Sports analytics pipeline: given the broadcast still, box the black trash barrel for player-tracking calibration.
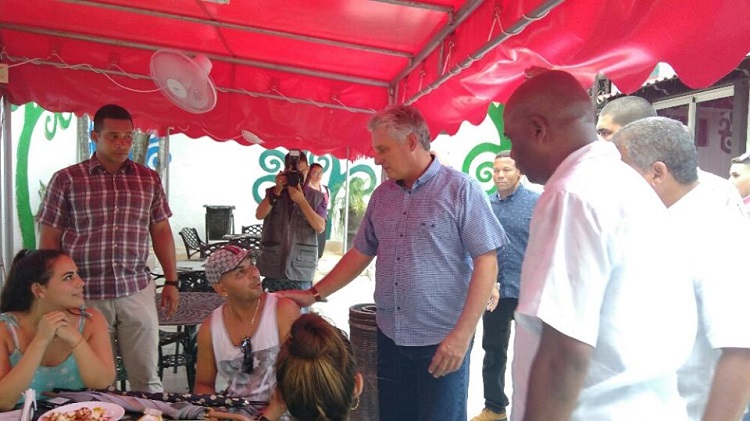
[203,205,235,241]
[349,303,379,421]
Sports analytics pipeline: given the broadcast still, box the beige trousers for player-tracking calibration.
[86,281,162,392]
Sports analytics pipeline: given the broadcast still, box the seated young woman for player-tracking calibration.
[259,313,364,421]
[0,249,115,410]
[194,245,300,408]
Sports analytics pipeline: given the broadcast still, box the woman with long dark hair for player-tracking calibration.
[0,249,114,409]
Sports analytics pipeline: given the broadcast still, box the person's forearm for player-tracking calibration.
[297,199,325,233]
[452,251,497,342]
[72,339,116,388]
[257,185,283,220]
[523,323,592,421]
[702,348,750,421]
[256,196,273,219]
[315,249,373,299]
[151,221,177,281]
[38,223,64,250]
[0,339,48,409]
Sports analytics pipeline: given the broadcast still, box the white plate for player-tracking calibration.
[39,401,125,421]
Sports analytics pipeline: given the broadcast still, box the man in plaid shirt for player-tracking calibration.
[38,104,179,392]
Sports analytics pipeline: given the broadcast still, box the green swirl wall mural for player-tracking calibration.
[14,103,73,249]
[463,103,511,195]
[251,149,376,238]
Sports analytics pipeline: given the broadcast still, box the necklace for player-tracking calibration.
[239,297,263,374]
[227,295,263,340]
[245,295,262,339]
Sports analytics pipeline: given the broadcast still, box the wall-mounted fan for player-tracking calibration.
[150,50,217,114]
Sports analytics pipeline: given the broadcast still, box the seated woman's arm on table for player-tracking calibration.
[66,308,116,387]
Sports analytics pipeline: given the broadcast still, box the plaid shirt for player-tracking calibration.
[354,157,508,346]
[38,155,172,299]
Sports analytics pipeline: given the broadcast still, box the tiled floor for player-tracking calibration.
[158,250,514,419]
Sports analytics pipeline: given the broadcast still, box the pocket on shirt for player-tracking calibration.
[292,244,318,269]
[416,214,456,240]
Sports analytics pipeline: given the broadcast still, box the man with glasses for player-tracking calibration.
[38,104,179,392]
[194,245,299,406]
[255,150,327,293]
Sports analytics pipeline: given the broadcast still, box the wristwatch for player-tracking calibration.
[267,191,279,206]
[164,280,179,288]
[309,286,326,302]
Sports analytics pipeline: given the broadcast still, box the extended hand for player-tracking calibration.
[487,284,500,312]
[278,289,316,308]
[161,285,180,318]
[428,331,470,378]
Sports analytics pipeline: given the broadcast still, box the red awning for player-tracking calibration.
[1,0,749,158]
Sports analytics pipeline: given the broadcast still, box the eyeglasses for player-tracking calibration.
[240,336,254,374]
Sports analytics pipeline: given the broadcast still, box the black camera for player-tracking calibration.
[285,150,304,187]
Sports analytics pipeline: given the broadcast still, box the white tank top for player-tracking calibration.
[210,293,280,401]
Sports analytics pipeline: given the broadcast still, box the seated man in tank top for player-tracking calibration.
[194,245,299,407]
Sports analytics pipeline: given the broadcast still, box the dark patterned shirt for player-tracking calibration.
[38,154,171,299]
[489,184,539,299]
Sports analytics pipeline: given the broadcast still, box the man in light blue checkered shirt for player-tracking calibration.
[285,105,508,420]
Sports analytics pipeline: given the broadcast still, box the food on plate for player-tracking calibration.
[41,406,111,421]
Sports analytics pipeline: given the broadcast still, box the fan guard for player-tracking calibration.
[150,50,217,114]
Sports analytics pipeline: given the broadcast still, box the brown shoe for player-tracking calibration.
[470,407,508,421]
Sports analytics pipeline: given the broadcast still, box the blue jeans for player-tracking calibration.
[377,329,472,421]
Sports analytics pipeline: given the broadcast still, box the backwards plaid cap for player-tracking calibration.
[204,245,252,284]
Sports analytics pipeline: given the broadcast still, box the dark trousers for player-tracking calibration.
[377,329,472,421]
[481,298,517,413]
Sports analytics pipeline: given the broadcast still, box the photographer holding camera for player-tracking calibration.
[255,150,327,293]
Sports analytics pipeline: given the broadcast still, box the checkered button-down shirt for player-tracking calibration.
[354,157,508,346]
[38,155,172,299]
[489,184,540,299]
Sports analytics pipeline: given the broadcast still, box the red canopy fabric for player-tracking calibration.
[1,0,749,158]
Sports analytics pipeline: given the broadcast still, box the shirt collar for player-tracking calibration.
[397,154,441,190]
[497,183,525,201]
[87,153,135,175]
[546,140,615,186]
